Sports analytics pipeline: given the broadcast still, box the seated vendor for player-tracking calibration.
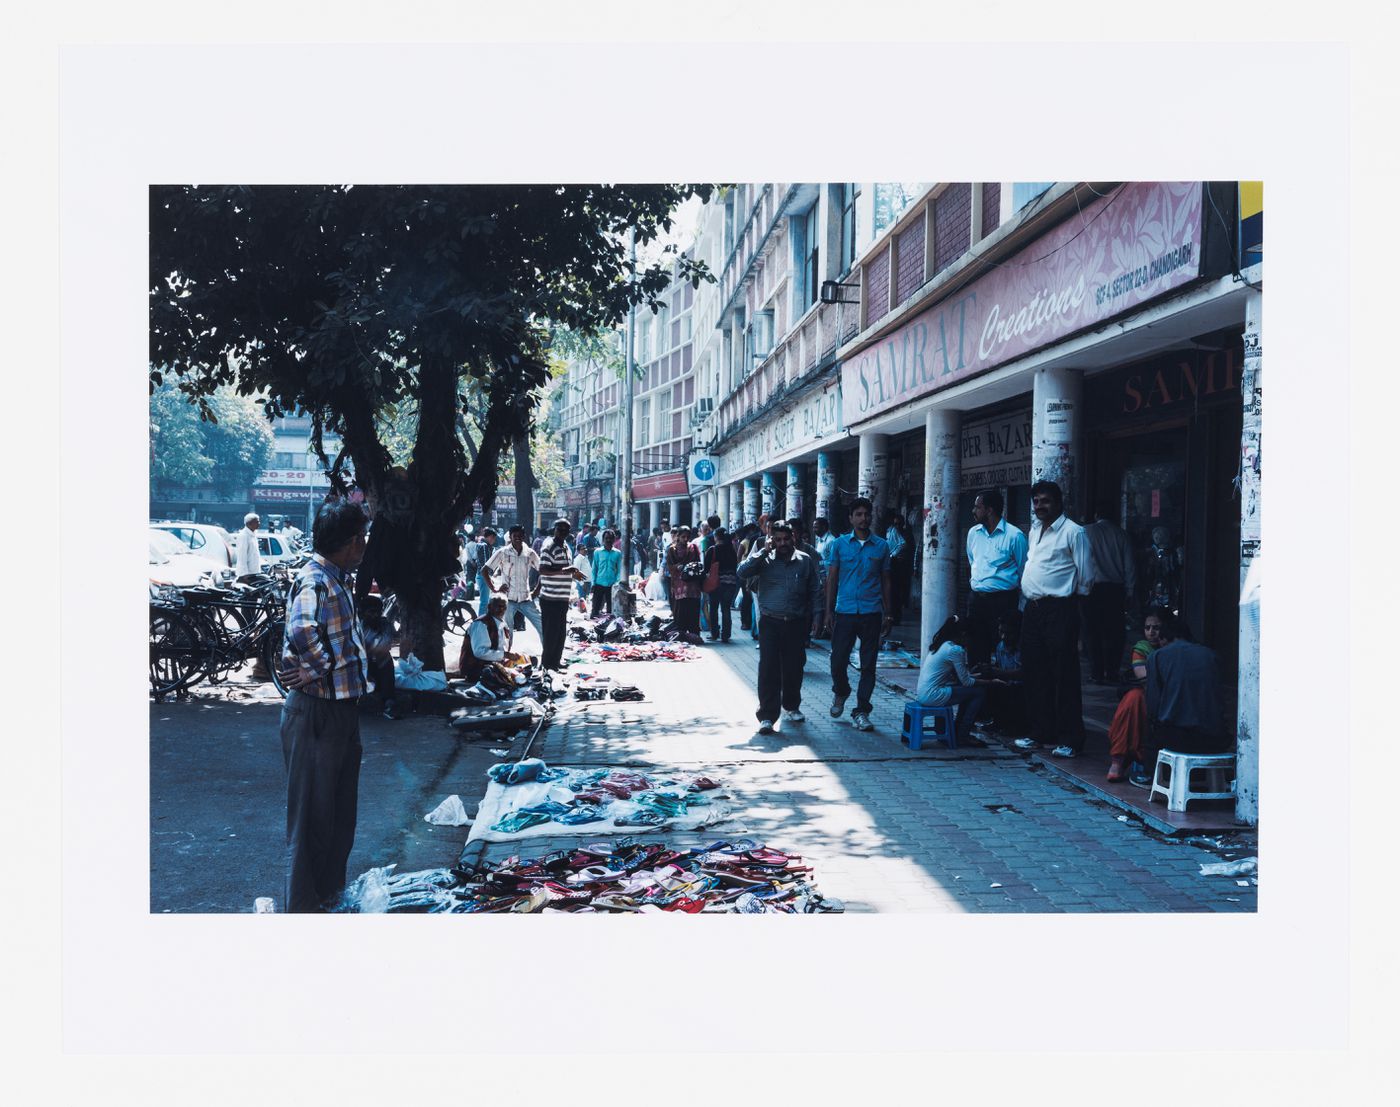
[978,612,1026,734]
[358,594,404,721]
[1105,608,1166,783]
[914,615,994,745]
[1130,614,1229,787]
[458,595,521,682]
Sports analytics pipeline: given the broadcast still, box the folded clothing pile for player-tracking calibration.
[334,838,844,914]
[484,764,723,834]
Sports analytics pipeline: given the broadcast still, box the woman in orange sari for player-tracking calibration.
[1106,609,1166,782]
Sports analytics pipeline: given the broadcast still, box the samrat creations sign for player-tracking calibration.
[842,182,1205,426]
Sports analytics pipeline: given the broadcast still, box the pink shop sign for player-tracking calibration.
[842,182,1205,426]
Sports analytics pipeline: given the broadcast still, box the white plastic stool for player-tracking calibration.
[1148,750,1236,813]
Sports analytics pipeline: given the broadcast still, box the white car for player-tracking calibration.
[149,528,235,588]
[150,521,236,568]
[257,531,303,567]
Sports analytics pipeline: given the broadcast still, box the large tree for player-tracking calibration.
[149,382,274,497]
[150,184,713,667]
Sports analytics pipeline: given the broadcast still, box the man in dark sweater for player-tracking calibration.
[737,522,823,733]
[1131,615,1229,786]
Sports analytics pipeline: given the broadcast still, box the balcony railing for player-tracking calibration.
[712,271,861,441]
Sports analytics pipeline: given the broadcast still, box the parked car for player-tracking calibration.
[149,528,235,587]
[150,520,236,568]
[257,531,303,567]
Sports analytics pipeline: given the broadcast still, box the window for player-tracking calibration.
[839,183,858,275]
[636,399,649,446]
[657,387,671,440]
[802,204,820,312]
[1013,182,1055,211]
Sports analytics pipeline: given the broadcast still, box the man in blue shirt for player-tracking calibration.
[965,489,1028,666]
[823,497,892,732]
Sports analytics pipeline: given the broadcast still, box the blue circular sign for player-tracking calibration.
[694,458,715,481]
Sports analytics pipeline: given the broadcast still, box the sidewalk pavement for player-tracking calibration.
[463,630,1258,914]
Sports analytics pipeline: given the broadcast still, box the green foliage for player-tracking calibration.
[149,383,272,496]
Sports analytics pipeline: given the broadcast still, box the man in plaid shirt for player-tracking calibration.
[277,500,370,912]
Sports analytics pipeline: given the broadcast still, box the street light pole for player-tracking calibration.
[620,230,637,581]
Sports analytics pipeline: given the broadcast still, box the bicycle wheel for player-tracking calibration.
[150,607,205,697]
[262,621,289,698]
[442,598,474,635]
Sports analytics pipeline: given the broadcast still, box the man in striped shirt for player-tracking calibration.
[277,500,371,912]
[537,518,585,671]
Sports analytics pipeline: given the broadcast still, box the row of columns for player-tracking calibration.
[668,330,1259,827]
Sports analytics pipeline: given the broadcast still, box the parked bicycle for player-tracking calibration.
[149,577,289,701]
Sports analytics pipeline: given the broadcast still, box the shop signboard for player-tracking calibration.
[960,409,1032,491]
[842,181,1206,427]
[715,380,843,485]
[685,451,718,495]
[252,487,324,503]
[632,471,689,500]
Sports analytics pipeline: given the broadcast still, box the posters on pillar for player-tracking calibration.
[715,380,842,486]
[1043,399,1075,443]
[961,410,1032,491]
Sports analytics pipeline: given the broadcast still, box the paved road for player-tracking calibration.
[149,621,1257,913]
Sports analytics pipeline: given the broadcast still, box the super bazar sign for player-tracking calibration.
[842,182,1204,426]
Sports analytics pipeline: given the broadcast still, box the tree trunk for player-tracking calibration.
[513,431,535,532]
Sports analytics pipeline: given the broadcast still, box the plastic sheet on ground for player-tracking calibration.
[466,768,733,844]
[574,642,700,663]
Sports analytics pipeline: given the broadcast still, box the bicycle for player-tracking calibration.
[149,578,289,701]
[381,572,477,641]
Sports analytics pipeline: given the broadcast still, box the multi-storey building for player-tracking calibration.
[553,332,624,529]
[682,181,1261,824]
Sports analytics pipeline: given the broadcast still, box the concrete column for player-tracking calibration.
[920,408,961,661]
[761,471,777,518]
[743,478,760,525]
[816,450,837,523]
[669,497,683,527]
[786,463,805,521]
[718,484,732,531]
[648,500,661,533]
[857,432,889,513]
[1235,288,1262,827]
[1031,366,1084,523]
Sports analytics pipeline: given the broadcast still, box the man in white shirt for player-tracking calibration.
[483,524,544,647]
[235,512,262,581]
[1083,500,1138,684]
[458,595,517,682]
[1015,480,1095,758]
[965,490,1028,666]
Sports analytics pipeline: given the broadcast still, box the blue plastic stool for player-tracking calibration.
[901,702,958,750]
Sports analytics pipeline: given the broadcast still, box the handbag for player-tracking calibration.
[680,561,707,581]
[702,559,720,593]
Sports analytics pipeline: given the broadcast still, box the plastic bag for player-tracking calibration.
[1199,857,1258,877]
[644,572,665,601]
[423,795,472,826]
[335,864,396,913]
[395,653,448,691]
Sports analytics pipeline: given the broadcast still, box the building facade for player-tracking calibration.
[683,181,1261,824]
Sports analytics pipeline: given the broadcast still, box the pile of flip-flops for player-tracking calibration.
[575,642,699,663]
[334,838,844,914]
